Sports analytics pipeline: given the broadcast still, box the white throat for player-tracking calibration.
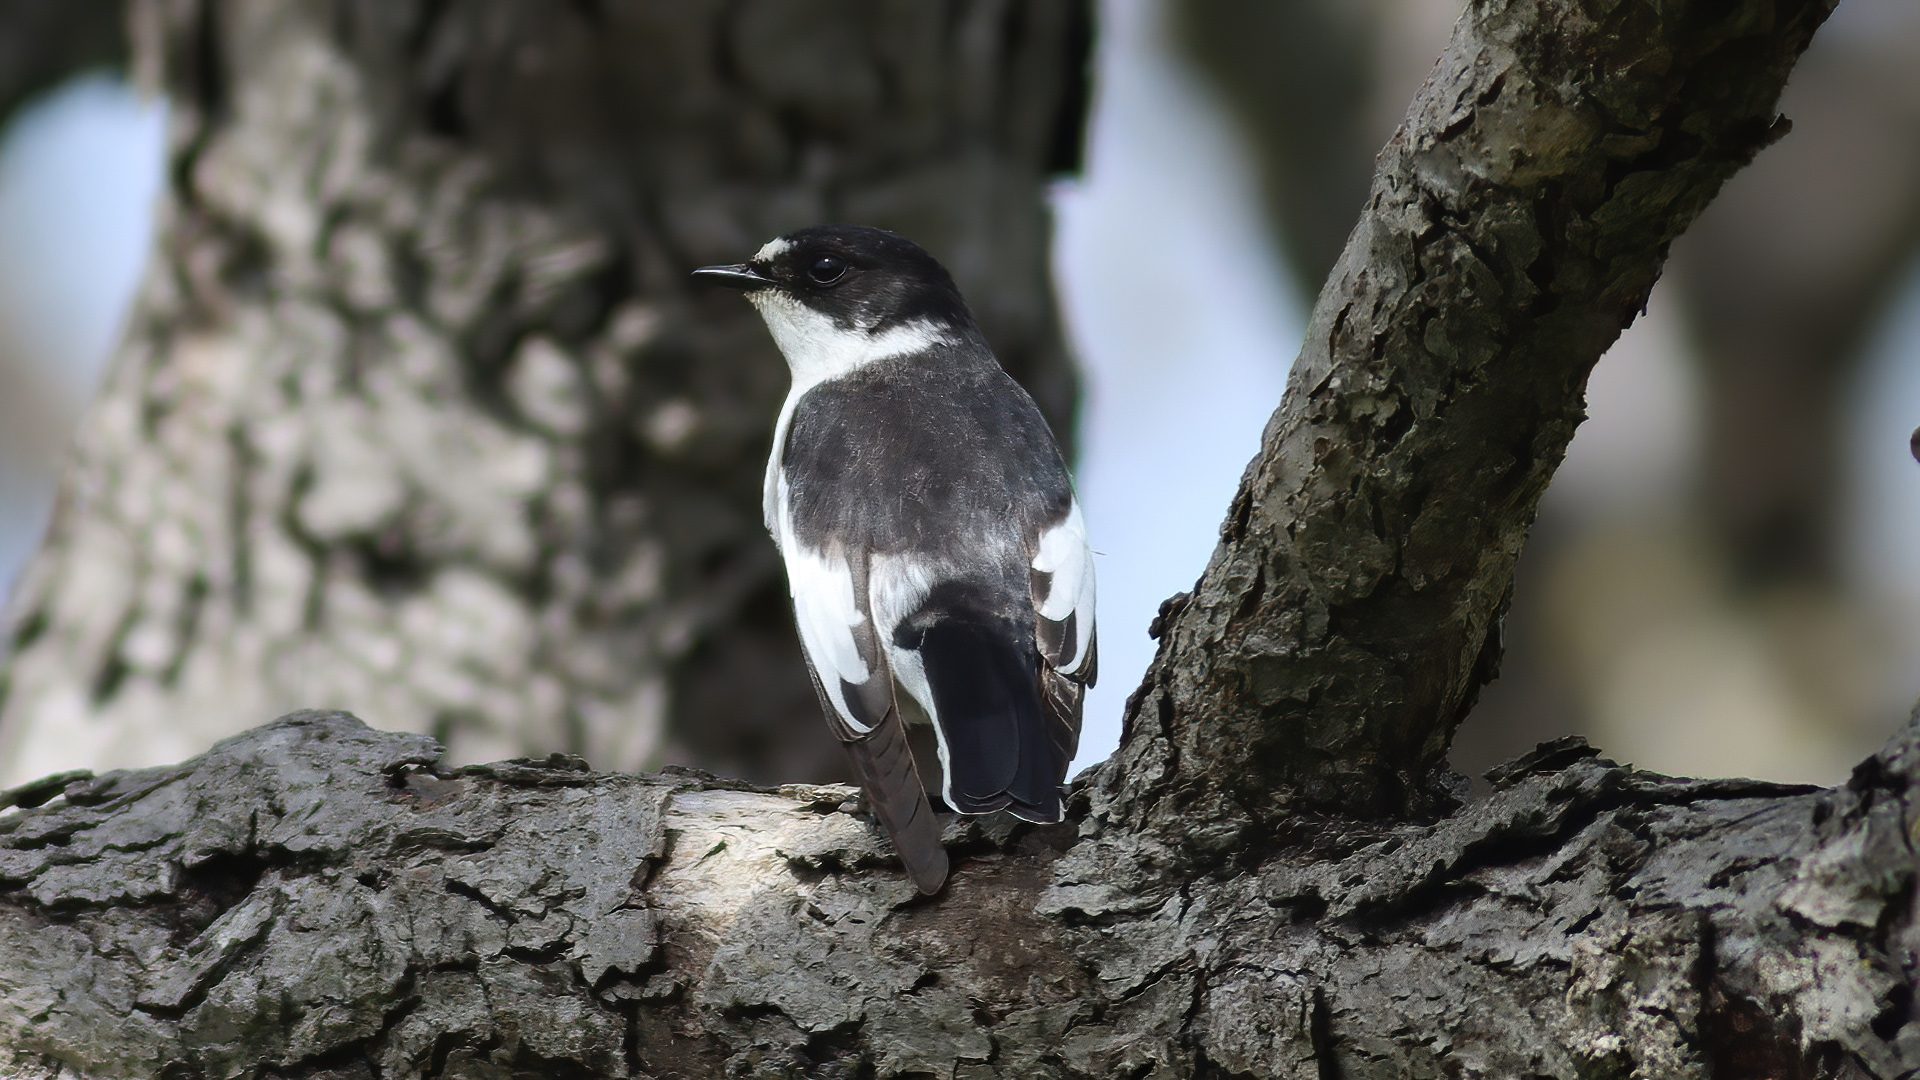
[748,291,951,388]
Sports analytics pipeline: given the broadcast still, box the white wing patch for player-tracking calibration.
[763,390,808,534]
[1032,499,1096,675]
[775,474,874,733]
[870,551,962,810]
[868,551,938,656]
[888,643,963,808]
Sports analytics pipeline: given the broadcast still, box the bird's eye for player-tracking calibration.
[807,254,848,285]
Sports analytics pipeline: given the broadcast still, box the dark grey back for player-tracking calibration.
[780,343,1074,567]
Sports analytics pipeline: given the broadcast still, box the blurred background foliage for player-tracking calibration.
[0,0,1915,789]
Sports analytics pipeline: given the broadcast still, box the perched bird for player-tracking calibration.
[694,225,1096,894]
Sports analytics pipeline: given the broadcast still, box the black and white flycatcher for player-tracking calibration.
[694,224,1096,894]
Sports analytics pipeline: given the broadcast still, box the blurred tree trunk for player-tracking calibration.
[0,1,129,527]
[0,0,1092,787]
[5,2,1905,1079]
[0,0,125,124]
[1169,0,1380,293]
[1675,32,1920,586]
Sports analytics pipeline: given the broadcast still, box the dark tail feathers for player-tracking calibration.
[916,613,1067,822]
[841,704,949,894]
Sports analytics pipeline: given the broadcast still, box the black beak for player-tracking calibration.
[691,263,773,290]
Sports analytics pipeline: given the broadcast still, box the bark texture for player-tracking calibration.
[1,708,1914,1079]
[0,0,1090,786]
[1175,1,1920,779]
[1098,0,1835,840]
[2,1,1903,1078]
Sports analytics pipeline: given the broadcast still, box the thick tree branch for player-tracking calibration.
[1095,0,1834,842]
[1,710,1914,1077]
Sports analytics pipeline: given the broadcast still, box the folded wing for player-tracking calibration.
[780,515,947,894]
[888,498,1095,825]
[1028,498,1097,803]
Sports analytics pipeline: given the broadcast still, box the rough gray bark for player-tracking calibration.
[1173,2,1920,781]
[0,0,1090,787]
[1099,0,1837,840]
[3,0,1909,1078]
[1,707,1913,1079]
[1180,0,1920,595]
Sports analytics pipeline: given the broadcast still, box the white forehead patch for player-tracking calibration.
[753,236,793,262]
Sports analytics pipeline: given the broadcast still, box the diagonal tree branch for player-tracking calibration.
[1094,0,1837,844]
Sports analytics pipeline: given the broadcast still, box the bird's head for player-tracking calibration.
[694,224,978,383]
